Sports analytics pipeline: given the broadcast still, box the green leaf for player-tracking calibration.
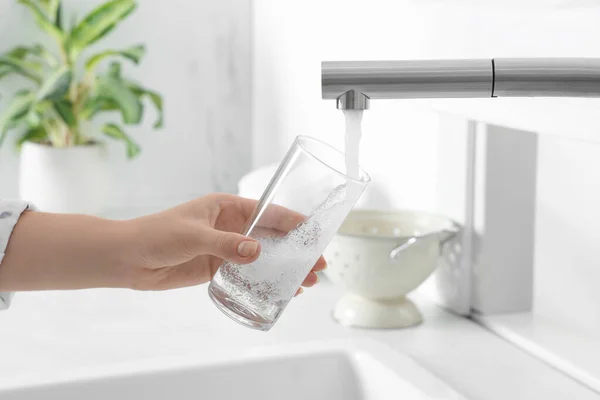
[95,75,142,124]
[68,0,136,60]
[16,126,47,148]
[6,47,29,60]
[0,68,11,81]
[5,44,58,67]
[107,61,121,79]
[0,56,43,84]
[0,46,51,83]
[0,91,36,147]
[18,0,64,43]
[38,0,60,25]
[85,44,145,74]
[128,82,163,129]
[145,91,163,128]
[80,97,118,120]
[55,3,63,29]
[37,66,72,101]
[102,123,140,159]
[52,99,76,127]
[25,108,42,127]
[30,44,58,67]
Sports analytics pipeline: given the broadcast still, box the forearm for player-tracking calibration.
[0,211,137,291]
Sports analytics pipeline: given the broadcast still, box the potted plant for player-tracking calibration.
[0,0,163,214]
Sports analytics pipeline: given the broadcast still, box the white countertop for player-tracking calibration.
[0,280,597,399]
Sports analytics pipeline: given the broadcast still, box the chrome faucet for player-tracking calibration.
[322,58,600,110]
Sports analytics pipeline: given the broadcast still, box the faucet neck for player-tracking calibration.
[323,58,600,109]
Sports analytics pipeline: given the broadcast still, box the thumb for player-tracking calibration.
[200,228,261,264]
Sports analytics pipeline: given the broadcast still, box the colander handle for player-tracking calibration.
[389,227,460,260]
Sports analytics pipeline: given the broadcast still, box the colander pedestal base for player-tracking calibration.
[332,293,422,329]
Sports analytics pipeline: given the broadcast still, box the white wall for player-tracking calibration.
[0,0,251,211]
[252,0,445,213]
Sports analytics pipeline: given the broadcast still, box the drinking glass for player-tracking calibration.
[209,136,370,331]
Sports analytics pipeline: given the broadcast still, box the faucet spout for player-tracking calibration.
[322,58,600,104]
[337,89,370,110]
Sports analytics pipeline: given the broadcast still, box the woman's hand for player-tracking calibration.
[0,194,325,293]
[129,193,326,291]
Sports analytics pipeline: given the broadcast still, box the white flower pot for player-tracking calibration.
[19,142,110,215]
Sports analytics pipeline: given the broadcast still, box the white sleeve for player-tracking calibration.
[0,200,36,310]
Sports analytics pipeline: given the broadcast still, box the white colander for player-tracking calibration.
[324,209,459,329]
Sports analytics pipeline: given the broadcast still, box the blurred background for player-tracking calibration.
[0,0,252,212]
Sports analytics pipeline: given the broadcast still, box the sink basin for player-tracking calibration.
[0,339,465,400]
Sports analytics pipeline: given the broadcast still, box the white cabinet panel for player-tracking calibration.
[477,134,600,391]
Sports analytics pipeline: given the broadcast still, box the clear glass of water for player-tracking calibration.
[209,136,370,331]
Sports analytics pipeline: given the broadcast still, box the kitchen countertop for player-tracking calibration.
[0,281,596,399]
